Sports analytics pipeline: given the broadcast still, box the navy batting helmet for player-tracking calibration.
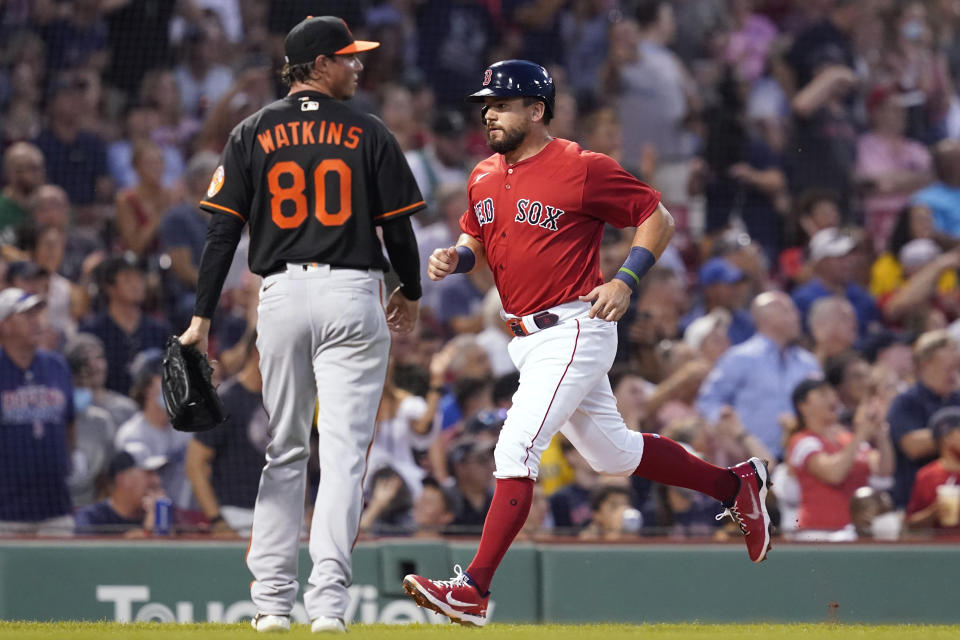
[467,59,555,119]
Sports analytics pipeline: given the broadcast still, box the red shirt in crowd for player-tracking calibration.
[906,459,960,528]
[460,138,661,317]
[788,429,872,530]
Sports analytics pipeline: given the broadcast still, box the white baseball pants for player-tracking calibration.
[495,301,645,480]
[248,264,389,621]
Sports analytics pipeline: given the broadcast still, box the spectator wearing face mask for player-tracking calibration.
[63,336,117,509]
[64,333,138,433]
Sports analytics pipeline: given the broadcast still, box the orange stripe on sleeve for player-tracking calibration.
[199,200,246,221]
[374,200,425,221]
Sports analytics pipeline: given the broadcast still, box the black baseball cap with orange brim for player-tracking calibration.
[284,16,379,65]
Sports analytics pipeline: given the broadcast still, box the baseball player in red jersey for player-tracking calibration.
[402,60,773,627]
[178,17,424,634]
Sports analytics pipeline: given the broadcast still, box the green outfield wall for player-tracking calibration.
[0,540,954,624]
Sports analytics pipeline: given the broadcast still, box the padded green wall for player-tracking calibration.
[0,541,952,624]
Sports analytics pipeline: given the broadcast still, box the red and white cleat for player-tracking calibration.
[718,457,773,563]
[402,564,489,626]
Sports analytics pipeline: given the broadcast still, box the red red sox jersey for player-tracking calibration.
[459,138,661,317]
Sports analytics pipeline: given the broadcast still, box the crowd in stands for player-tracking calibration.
[3,0,960,541]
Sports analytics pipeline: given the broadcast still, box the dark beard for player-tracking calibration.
[487,126,525,154]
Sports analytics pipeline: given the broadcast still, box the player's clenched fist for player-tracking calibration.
[428,246,459,281]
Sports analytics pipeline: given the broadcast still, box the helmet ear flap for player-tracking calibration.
[480,105,489,125]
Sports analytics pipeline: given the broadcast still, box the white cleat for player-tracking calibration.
[311,616,346,633]
[251,613,291,632]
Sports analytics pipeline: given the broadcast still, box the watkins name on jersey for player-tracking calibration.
[256,120,363,155]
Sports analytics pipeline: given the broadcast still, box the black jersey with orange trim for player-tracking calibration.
[200,90,425,276]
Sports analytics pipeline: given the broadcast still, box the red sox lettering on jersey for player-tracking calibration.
[472,197,564,231]
[460,138,661,317]
[514,199,564,230]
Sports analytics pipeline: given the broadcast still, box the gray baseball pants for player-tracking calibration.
[248,263,389,621]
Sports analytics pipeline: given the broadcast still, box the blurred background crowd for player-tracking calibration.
[3,0,960,542]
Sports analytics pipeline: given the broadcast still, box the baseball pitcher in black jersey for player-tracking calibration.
[178,16,424,634]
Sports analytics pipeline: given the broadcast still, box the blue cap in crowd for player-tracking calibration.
[698,258,744,287]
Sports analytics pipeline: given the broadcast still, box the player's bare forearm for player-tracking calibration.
[179,316,212,354]
[632,202,674,258]
[456,234,488,272]
[581,204,674,322]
